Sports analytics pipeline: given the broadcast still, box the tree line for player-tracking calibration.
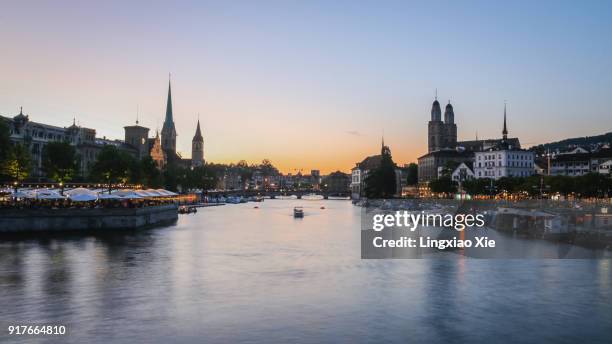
[1,120,283,192]
[429,174,612,198]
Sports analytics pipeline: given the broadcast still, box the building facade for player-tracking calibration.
[1,108,137,180]
[473,106,535,180]
[549,148,612,176]
[418,98,522,183]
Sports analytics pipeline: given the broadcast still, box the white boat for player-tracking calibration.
[302,193,324,200]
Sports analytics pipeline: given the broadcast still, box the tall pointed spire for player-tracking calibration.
[193,119,203,142]
[161,75,178,155]
[502,102,508,141]
[164,76,174,127]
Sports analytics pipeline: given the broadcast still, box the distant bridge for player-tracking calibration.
[202,189,351,199]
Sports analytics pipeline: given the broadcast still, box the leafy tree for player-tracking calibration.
[186,165,218,191]
[364,145,397,198]
[140,156,163,188]
[548,175,574,196]
[259,159,278,176]
[462,178,491,195]
[42,141,79,192]
[439,161,460,178]
[163,164,180,192]
[0,120,12,182]
[0,120,10,162]
[429,176,457,195]
[3,144,31,185]
[90,145,133,193]
[575,173,612,198]
[405,162,418,185]
[495,177,521,194]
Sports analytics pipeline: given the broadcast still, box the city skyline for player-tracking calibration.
[2,1,611,173]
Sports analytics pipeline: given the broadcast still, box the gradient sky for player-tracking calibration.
[1,1,611,173]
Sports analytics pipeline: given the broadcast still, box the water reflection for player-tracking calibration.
[1,200,611,343]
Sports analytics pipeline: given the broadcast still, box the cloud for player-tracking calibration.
[346,130,363,136]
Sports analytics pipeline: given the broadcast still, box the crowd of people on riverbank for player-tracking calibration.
[0,198,176,210]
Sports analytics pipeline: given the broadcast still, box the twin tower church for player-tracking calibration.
[124,79,204,170]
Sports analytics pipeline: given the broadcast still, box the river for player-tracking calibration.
[1,200,611,343]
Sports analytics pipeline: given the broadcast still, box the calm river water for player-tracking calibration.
[1,200,611,343]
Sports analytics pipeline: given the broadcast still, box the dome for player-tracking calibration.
[13,107,28,123]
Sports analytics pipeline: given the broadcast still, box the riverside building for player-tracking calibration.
[473,105,534,179]
[418,96,522,183]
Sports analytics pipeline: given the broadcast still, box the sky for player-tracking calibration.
[1,0,611,174]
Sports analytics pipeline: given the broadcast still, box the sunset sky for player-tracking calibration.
[1,1,611,174]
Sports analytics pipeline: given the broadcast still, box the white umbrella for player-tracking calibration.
[67,187,96,196]
[69,193,98,202]
[112,190,143,199]
[36,190,66,200]
[11,191,32,198]
[144,189,163,197]
[134,190,154,197]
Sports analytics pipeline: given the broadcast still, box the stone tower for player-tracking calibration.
[428,97,444,152]
[124,118,150,160]
[443,102,457,149]
[161,77,177,156]
[191,119,204,168]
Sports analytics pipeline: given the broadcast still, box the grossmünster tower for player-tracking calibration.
[427,95,457,152]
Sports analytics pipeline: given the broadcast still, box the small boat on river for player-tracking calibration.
[293,207,304,218]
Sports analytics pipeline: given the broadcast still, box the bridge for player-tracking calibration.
[202,189,351,199]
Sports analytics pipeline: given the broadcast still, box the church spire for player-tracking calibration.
[193,119,203,142]
[161,75,178,155]
[164,76,174,127]
[502,102,508,141]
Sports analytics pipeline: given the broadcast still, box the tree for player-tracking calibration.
[576,173,612,198]
[495,177,522,194]
[0,120,12,182]
[364,145,397,198]
[462,178,490,195]
[163,164,180,192]
[140,156,163,188]
[0,120,10,162]
[188,165,218,191]
[405,163,418,185]
[3,144,31,186]
[259,159,278,176]
[440,161,459,178]
[429,176,457,195]
[42,141,79,193]
[90,145,133,193]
